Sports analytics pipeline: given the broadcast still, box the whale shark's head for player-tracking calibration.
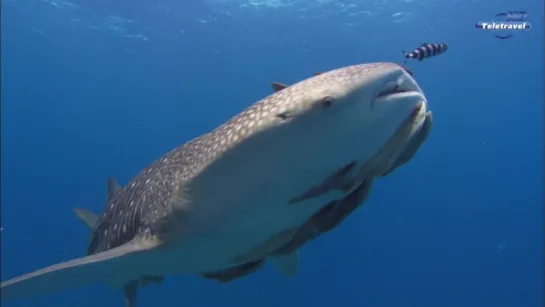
[235,62,429,176]
[190,62,431,227]
[179,62,432,265]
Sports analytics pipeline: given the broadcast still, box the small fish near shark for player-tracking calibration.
[403,42,448,63]
[1,62,433,307]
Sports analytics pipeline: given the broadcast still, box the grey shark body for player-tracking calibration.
[72,177,294,307]
[1,62,432,305]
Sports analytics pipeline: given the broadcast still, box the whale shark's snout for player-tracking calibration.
[366,63,426,117]
[305,62,430,183]
[358,63,431,176]
[357,63,428,144]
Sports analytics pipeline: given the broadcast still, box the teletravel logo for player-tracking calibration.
[476,11,531,39]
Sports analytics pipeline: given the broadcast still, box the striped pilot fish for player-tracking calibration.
[403,43,448,63]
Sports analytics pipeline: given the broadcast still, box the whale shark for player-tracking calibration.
[1,62,432,306]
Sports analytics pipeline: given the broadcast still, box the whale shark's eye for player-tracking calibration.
[321,96,335,108]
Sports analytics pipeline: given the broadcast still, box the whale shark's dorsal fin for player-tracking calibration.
[272,72,322,93]
[107,177,122,201]
[271,82,288,92]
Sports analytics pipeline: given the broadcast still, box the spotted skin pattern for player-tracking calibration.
[1,62,430,307]
[87,62,405,256]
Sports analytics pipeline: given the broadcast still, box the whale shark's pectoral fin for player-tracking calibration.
[0,238,161,301]
[271,82,288,92]
[270,250,299,277]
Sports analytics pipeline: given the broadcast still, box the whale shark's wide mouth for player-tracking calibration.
[374,66,423,101]
[376,85,417,99]
[371,86,424,111]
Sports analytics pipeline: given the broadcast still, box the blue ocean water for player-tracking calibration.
[0,0,543,306]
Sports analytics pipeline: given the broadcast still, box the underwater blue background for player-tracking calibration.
[1,0,543,306]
